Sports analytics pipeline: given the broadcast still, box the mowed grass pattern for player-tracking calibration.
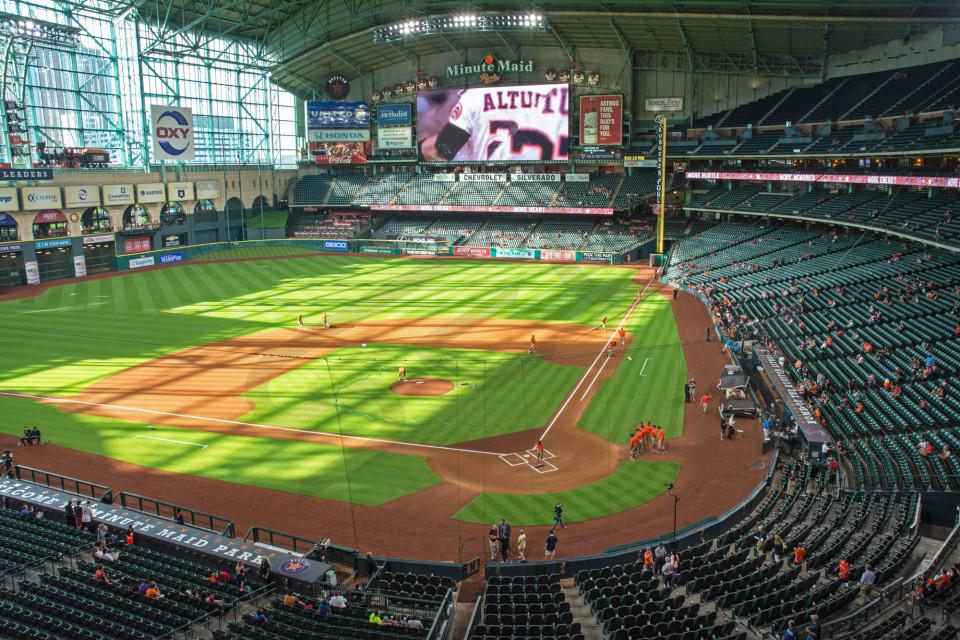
[454,460,680,525]
[579,291,687,441]
[0,395,439,505]
[243,344,584,445]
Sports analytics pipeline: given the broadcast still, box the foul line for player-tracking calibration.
[134,435,208,448]
[540,273,657,441]
[639,357,652,377]
[0,391,508,457]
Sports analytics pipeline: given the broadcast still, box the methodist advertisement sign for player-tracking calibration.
[307,102,370,129]
[21,187,62,211]
[63,186,100,208]
[150,105,195,161]
[103,184,134,206]
[377,104,412,126]
[579,95,622,146]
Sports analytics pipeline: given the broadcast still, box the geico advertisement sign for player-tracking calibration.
[150,105,195,161]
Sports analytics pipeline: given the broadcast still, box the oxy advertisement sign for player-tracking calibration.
[63,186,100,208]
[73,256,87,278]
[195,180,220,199]
[150,105,195,161]
[377,104,412,126]
[307,101,370,129]
[377,127,413,149]
[0,187,18,209]
[21,187,62,211]
[454,246,491,258]
[129,256,156,269]
[495,248,536,259]
[103,184,134,206]
[308,129,371,143]
[136,183,166,204]
[323,239,349,252]
[167,182,195,201]
[541,249,576,261]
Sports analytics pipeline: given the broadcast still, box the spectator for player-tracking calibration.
[701,392,713,415]
[93,542,120,562]
[516,529,527,561]
[405,617,425,630]
[92,564,110,585]
[661,555,675,588]
[498,518,512,562]
[315,600,331,616]
[487,524,498,560]
[125,526,135,546]
[80,500,93,532]
[235,561,246,592]
[782,619,798,640]
[283,591,301,608]
[174,509,185,525]
[330,591,348,609]
[144,582,161,599]
[72,500,83,529]
[655,542,667,574]
[64,499,74,527]
[793,544,806,567]
[805,614,821,639]
[860,564,876,596]
[137,579,150,595]
[368,610,383,625]
[253,607,270,624]
[837,558,851,584]
[218,567,232,584]
[258,556,271,582]
[363,552,378,579]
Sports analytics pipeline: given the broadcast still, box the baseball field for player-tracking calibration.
[0,249,743,554]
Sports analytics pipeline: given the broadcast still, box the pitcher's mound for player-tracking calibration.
[390,378,454,396]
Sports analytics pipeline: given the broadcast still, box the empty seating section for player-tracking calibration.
[732,132,781,155]
[761,78,845,125]
[0,507,93,577]
[525,220,595,250]
[368,570,455,603]
[351,174,413,205]
[292,176,333,206]
[326,175,367,205]
[394,175,455,205]
[685,185,960,241]
[497,180,560,207]
[463,220,535,248]
[474,574,580,640]
[555,177,615,208]
[443,181,503,207]
[292,212,371,239]
[614,173,657,209]
[669,223,960,497]
[378,216,436,235]
[719,89,791,128]
[583,219,655,252]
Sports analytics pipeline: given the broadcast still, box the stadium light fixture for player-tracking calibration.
[0,11,79,48]
[373,13,547,43]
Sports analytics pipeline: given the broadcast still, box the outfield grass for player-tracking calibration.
[578,291,687,442]
[454,460,679,525]
[0,395,439,505]
[242,344,583,445]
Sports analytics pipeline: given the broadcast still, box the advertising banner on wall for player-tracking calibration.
[73,256,87,278]
[124,236,152,253]
[0,168,52,181]
[162,234,186,248]
[323,239,349,252]
[685,170,960,189]
[564,173,590,182]
[167,182,195,201]
[63,186,101,208]
[372,204,613,215]
[136,183,166,203]
[541,249,576,261]
[377,104,412,126]
[21,187,62,210]
[35,238,71,249]
[25,260,39,284]
[306,102,370,129]
[308,129,371,143]
[644,97,684,112]
[624,155,657,168]
[577,146,622,162]
[432,173,457,182]
[159,252,183,264]
[0,187,18,209]
[103,184,134,206]
[129,256,156,269]
[579,95,622,146]
[150,104,195,161]
[195,180,221,199]
[459,173,507,182]
[454,246,491,258]
[312,142,370,165]
[377,127,413,149]
[494,248,536,259]
[511,173,560,182]
[654,114,668,213]
[83,234,115,245]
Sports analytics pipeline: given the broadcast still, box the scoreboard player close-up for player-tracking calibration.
[417,83,570,162]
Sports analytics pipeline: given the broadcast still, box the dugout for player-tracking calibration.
[0,242,25,287]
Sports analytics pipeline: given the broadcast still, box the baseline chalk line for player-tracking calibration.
[135,435,208,448]
[639,358,652,377]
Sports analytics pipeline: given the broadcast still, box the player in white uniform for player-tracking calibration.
[420,85,569,162]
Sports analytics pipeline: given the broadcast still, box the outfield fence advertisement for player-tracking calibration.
[494,248,536,259]
[323,239,349,251]
[541,249,576,261]
[454,246,491,258]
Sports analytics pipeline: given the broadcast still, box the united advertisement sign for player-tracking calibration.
[306,102,370,129]
[150,105,195,161]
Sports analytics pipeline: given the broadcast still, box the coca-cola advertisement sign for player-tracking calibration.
[454,246,491,258]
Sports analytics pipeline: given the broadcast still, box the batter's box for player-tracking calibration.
[530,459,558,474]
[524,448,556,461]
[498,452,526,467]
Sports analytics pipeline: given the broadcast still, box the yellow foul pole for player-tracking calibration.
[655,113,668,255]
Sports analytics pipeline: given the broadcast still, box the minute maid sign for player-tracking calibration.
[447,52,533,84]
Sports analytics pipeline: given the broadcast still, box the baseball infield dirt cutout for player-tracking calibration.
[389,378,454,396]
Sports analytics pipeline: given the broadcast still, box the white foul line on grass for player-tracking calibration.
[0,391,508,458]
[134,435,208,448]
[540,272,657,441]
[639,358,652,377]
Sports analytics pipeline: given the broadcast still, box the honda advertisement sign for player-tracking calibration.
[308,129,371,142]
[150,105,195,161]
